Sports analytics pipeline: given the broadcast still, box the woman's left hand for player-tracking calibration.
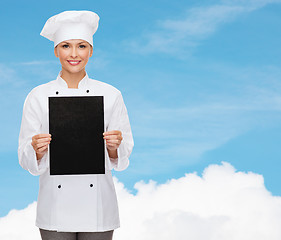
[103,130,123,151]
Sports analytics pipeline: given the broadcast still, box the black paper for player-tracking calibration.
[49,96,105,175]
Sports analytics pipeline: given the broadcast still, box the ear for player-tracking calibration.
[54,46,59,58]
[89,45,93,57]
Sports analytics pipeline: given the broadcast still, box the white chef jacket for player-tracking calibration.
[18,71,134,232]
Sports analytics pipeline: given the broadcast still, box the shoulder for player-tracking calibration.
[88,78,121,97]
[24,80,56,102]
[88,78,126,109]
[27,80,56,96]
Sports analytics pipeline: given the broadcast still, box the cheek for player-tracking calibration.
[57,48,69,60]
[80,49,91,60]
[82,53,90,60]
[59,51,68,59]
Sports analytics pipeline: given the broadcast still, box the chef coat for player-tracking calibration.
[18,71,134,232]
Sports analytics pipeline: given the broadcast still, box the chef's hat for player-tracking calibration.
[40,10,99,47]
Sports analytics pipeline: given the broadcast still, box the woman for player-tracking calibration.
[18,10,134,240]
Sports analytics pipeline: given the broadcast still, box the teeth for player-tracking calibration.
[68,61,80,64]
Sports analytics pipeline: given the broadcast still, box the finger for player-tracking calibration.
[36,142,50,148]
[37,145,48,153]
[106,143,118,147]
[103,135,118,140]
[32,139,50,148]
[38,133,52,138]
[106,143,120,148]
[103,135,123,140]
[34,143,47,151]
[33,133,52,140]
[103,130,121,136]
[106,139,120,144]
[36,137,52,143]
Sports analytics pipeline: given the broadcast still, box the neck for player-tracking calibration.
[60,69,86,89]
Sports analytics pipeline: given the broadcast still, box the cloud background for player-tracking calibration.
[1,162,280,240]
[1,0,281,239]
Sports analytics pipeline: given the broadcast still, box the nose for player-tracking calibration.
[70,47,78,58]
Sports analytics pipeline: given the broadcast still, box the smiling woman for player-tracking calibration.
[54,40,93,88]
[18,10,134,240]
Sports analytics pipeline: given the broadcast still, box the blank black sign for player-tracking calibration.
[49,96,105,175]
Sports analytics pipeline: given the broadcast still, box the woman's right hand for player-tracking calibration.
[31,134,52,160]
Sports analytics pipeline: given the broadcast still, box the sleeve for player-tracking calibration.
[107,92,134,171]
[18,90,49,176]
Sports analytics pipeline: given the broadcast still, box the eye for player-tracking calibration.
[79,44,86,49]
[62,44,69,48]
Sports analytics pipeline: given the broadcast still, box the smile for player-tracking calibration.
[67,60,81,66]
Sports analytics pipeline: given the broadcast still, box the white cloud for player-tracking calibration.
[0,202,40,240]
[18,60,58,66]
[1,162,281,240]
[125,0,281,55]
[0,63,20,87]
[221,0,281,9]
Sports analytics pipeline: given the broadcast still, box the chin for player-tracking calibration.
[63,67,86,74]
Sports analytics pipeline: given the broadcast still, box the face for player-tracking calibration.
[54,39,93,75]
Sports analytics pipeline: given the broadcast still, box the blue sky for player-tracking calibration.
[1,0,281,217]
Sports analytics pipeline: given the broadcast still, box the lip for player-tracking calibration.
[67,60,81,66]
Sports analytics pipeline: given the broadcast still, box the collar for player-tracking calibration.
[56,71,89,89]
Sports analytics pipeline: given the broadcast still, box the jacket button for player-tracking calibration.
[58,185,61,188]
[86,90,89,93]
[90,184,93,187]
[56,91,59,95]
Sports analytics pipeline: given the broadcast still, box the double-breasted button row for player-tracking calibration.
[55,90,90,95]
[57,184,94,188]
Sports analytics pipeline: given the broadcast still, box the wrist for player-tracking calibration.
[36,152,44,161]
[107,148,118,158]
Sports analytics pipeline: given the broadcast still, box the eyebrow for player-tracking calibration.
[61,41,87,45]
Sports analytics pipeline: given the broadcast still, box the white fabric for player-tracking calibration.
[18,71,134,232]
[40,10,99,47]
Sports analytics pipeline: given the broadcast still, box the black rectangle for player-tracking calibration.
[49,96,105,175]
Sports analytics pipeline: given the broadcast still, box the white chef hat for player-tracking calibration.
[40,10,100,47]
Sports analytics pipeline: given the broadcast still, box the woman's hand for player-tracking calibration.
[103,130,123,158]
[31,134,52,160]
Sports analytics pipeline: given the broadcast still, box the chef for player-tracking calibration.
[18,10,134,240]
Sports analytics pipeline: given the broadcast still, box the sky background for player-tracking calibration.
[1,0,281,225]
